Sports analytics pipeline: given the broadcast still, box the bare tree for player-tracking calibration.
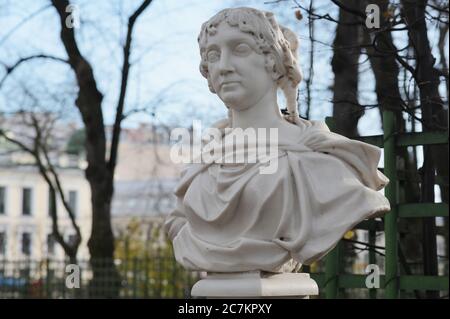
[289,0,448,298]
[0,0,154,297]
[50,0,154,297]
[0,109,81,265]
[400,0,448,298]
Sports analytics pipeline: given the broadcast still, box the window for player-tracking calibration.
[68,191,78,217]
[22,232,31,256]
[22,188,32,216]
[0,232,5,255]
[0,187,5,215]
[47,234,55,255]
[48,188,56,217]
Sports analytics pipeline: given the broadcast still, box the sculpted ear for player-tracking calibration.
[266,53,282,82]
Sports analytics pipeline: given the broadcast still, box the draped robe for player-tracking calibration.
[165,119,390,272]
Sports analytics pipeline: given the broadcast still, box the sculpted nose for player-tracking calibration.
[219,51,234,75]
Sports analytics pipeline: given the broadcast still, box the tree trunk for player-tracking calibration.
[330,2,364,295]
[363,1,423,298]
[87,176,121,297]
[50,0,121,297]
[331,0,363,137]
[402,0,448,298]
[436,1,449,276]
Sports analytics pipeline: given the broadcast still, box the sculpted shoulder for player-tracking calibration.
[276,118,329,145]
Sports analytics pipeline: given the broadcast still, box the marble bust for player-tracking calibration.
[165,7,390,275]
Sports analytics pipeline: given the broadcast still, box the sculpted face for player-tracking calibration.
[205,22,276,110]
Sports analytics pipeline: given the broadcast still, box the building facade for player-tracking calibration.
[0,117,182,263]
[0,163,91,261]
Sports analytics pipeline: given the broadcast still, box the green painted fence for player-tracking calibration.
[313,111,449,298]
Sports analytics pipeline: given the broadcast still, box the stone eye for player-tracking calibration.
[234,43,252,55]
[207,50,220,63]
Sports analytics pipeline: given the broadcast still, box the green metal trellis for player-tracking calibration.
[310,111,449,299]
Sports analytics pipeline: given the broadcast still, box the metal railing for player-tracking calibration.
[0,256,200,299]
[312,114,449,299]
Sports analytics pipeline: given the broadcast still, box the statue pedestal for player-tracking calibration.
[191,271,319,299]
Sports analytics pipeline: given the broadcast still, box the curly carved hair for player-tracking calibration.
[198,7,301,92]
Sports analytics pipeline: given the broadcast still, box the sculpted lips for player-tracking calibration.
[220,81,240,89]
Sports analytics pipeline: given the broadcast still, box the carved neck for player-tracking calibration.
[230,87,285,129]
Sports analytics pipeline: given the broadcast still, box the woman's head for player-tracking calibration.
[198,7,302,106]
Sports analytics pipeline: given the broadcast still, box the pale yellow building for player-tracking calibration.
[0,161,91,261]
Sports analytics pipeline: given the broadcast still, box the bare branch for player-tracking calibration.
[330,0,367,20]
[293,0,364,26]
[0,4,52,47]
[0,54,68,90]
[1,105,82,259]
[51,0,108,180]
[108,0,153,173]
[40,138,82,248]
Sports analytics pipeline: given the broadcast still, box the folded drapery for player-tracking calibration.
[165,118,390,272]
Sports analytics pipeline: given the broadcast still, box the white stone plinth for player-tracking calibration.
[191,271,319,298]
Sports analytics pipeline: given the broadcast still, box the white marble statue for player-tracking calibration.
[164,7,390,275]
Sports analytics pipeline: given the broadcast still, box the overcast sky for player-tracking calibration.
[0,0,447,137]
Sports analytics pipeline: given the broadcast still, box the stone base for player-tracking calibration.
[191,271,319,298]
